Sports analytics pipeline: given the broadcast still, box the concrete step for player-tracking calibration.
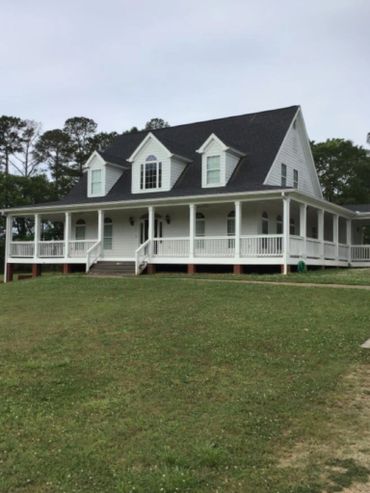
[88,261,136,276]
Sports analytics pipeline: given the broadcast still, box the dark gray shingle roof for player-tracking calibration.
[43,105,300,207]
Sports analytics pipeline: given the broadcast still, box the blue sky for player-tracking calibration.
[1,0,369,146]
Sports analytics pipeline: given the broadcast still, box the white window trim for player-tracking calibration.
[293,169,299,188]
[140,159,163,191]
[281,163,287,187]
[206,155,221,186]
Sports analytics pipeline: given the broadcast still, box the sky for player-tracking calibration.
[0,0,369,146]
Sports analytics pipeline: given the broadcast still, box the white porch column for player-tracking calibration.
[333,214,339,260]
[282,195,290,274]
[64,212,71,259]
[189,203,196,260]
[4,214,12,283]
[299,203,307,258]
[346,219,352,262]
[148,206,154,256]
[33,213,41,260]
[317,209,324,259]
[97,209,104,244]
[235,200,241,259]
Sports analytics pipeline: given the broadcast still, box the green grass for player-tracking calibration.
[157,267,370,286]
[1,275,370,492]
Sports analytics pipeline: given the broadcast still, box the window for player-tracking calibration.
[104,217,113,250]
[140,155,162,190]
[262,212,269,235]
[227,210,235,249]
[91,169,103,195]
[276,215,283,234]
[281,163,287,187]
[75,219,86,240]
[206,155,221,185]
[196,212,205,236]
[290,218,296,235]
[293,169,299,188]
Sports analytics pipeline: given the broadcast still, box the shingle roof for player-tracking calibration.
[344,204,370,213]
[45,105,300,207]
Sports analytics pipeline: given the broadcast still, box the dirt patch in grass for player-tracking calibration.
[279,365,370,492]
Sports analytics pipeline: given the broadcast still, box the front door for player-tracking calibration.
[140,217,163,244]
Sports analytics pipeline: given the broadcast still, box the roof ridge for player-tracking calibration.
[120,105,300,138]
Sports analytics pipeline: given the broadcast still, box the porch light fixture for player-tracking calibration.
[165,214,171,224]
[129,216,135,226]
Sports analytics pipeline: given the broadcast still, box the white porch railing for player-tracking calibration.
[306,238,321,258]
[289,235,304,257]
[86,241,102,272]
[9,241,34,257]
[69,240,98,258]
[351,245,370,261]
[135,239,151,275]
[153,237,190,257]
[240,235,283,257]
[338,243,350,261]
[194,236,235,257]
[324,241,336,260]
[39,241,64,257]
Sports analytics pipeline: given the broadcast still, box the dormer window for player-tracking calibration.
[281,163,287,187]
[206,155,221,185]
[140,155,162,190]
[91,169,103,195]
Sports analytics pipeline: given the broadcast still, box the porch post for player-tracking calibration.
[148,206,154,257]
[346,219,351,262]
[235,200,241,260]
[4,214,13,283]
[97,209,104,245]
[189,203,196,260]
[299,203,307,259]
[318,209,324,260]
[64,212,71,260]
[333,214,339,261]
[33,213,41,261]
[282,195,290,274]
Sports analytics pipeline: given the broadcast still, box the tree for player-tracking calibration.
[144,118,169,130]
[11,120,42,176]
[33,129,76,197]
[311,139,370,204]
[0,116,26,174]
[88,131,119,154]
[63,117,98,175]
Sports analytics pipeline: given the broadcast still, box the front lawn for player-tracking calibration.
[0,276,369,492]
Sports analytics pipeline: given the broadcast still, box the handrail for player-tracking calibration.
[86,240,102,272]
[135,239,151,275]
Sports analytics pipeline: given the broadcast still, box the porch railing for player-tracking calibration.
[324,241,336,260]
[135,239,151,275]
[351,245,370,261]
[289,235,304,257]
[68,240,98,258]
[194,236,235,257]
[306,238,321,258]
[39,241,64,257]
[9,241,34,257]
[240,235,283,257]
[86,240,102,272]
[153,237,190,257]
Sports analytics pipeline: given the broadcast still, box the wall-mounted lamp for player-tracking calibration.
[129,216,135,226]
[165,214,171,224]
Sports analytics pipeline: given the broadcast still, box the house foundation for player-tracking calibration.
[147,264,156,275]
[32,264,42,278]
[63,264,72,274]
[5,263,14,282]
[233,264,243,275]
[187,264,197,274]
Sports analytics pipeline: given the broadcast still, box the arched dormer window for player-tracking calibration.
[104,217,113,250]
[75,219,86,240]
[262,212,268,235]
[276,215,283,234]
[140,155,162,190]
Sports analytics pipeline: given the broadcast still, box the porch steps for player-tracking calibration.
[88,261,136,276]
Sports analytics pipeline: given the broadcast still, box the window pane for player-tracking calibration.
[104,224,113,250]
[281,163,287,187]
[91,169,102,194]
[145,162,157,189]
[206,156,220,184]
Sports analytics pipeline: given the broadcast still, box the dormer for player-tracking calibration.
[128,133,191,194]
[196,134,244,188]
[84,151,124,198]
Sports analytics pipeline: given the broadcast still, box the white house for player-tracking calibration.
[3,105,370,281]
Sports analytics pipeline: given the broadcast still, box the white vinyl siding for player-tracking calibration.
[263,110,323,198]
